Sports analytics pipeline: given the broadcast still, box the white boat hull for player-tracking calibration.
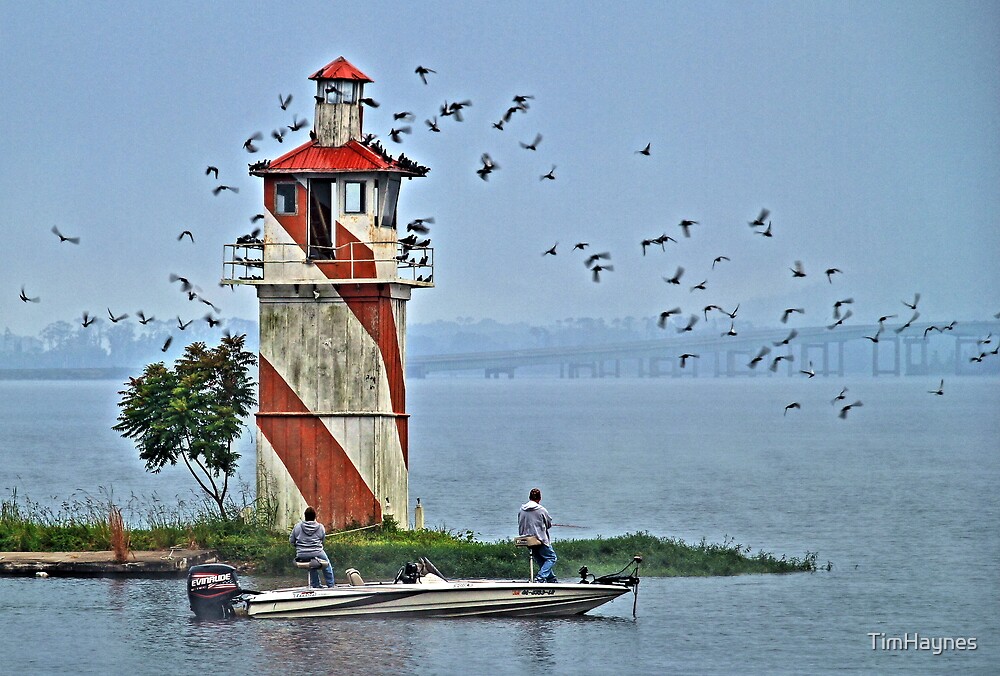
[245,580,630,619]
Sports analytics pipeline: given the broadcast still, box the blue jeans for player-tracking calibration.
[530,544,557,582]
[308,551,336,588]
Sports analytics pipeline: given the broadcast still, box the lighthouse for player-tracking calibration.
[223,57,431,530]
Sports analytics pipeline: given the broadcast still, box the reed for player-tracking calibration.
[108,505,131,563]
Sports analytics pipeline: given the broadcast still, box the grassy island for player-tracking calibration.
[1,490,818,577]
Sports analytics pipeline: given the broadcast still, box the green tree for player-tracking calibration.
[113,334,256,519]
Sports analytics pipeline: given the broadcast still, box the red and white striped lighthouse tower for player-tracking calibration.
[223,57,431,530]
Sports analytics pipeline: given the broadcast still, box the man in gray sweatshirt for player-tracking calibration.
[518,488,557,583]
[289,506,335,588]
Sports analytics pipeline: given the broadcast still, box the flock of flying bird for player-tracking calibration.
[538,204,999,418]
[15,61,1000,419]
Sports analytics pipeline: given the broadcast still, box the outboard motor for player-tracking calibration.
[187,563,242,619]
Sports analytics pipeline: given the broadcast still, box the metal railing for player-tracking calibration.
[221,239,433,286]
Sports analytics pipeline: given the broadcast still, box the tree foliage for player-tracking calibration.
[114,334,256,519]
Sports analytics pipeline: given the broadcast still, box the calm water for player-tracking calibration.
[1,376,998,674]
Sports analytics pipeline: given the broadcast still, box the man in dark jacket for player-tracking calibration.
[289,506,335,588]
[518,488,557,583]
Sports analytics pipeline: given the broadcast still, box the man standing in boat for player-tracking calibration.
[289,506,336,588]
[518,488,558,583]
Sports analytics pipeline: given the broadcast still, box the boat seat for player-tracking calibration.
[293,557,325,569]
[345,568,365,585]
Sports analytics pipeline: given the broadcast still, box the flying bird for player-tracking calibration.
[271,128,286,143]
[678,220,698,238]
[902,293,921,310]
[657,307,682,329]
[19,286,40,303]
[476,153,498,181]
[542,242,558,256]
[425,117,441,132]
[243,132,262,152]
[679,353,699,368]
[415,65,436,84]
[540,166,557,181]
[790,260,806,278]
[827,309,853,329]
[177,317,193,330]
[288,116,308,131]
[80,312,97,327]
[389,127,412,143]
[590,264,613,282]
[894,311,919,334]
[703,305,723,320]
[169,273,193,291]
[774,329,798,346]
[770,354,794,372]
[279,93,293,110]
[784,402,801,417]
[359,97,380,108]
[393,111,415,121]
[635,143,651,156]
[690,280,707,292]
[161,335,173,352]
[927,379,945,395]
[205,166,219,179]
[748,346,772,369]
[573,242,589,250]
[519,133,542,151]
[749,208,770,227]
[832,298,854,319]
[137,310,154,325]
[663,266,684,285]
[800,362,816,378]
[108,308,129,323]
[213,185,239,195]
[825,268,842,283]
[831,387,848,405]
[584,252,611,267]
[781,308,804,324]
[204,314,222,328]
[677,315,699,333]
[51,226,80,244]
[722,304,740,319]
[864,328,882,343]
[838,401,863,419]
[722,322,737,337]
[712,255,730,269]
[756,222,773,237]
[178,230,194,242]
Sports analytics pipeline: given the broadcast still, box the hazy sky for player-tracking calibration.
[2,1,997,337]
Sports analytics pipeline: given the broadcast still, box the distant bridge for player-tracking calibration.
[407,320,1000,379]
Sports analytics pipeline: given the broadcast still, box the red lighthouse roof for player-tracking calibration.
[309,57,373,83]
[251,139,428,176]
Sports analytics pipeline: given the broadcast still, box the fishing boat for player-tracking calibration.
[187,556,641,620]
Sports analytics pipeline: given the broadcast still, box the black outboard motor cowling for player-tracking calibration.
[187,563,242,619]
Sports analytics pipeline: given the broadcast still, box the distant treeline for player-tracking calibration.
[0,316,666,370]
[0,315,988,376]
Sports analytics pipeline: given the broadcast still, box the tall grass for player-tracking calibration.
[1,488,818,578]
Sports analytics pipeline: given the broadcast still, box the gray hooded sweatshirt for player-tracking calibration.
[289,519,327,558]
[518,501,552,546]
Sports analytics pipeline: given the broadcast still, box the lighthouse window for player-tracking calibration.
[324,80,357,104]
[275,183,297,214]
[344,181,365,214]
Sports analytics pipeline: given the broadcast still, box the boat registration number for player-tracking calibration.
[514,588,555,596]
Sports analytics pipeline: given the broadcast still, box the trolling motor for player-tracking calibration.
[579,555,643,617]
[187,563,244,619]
